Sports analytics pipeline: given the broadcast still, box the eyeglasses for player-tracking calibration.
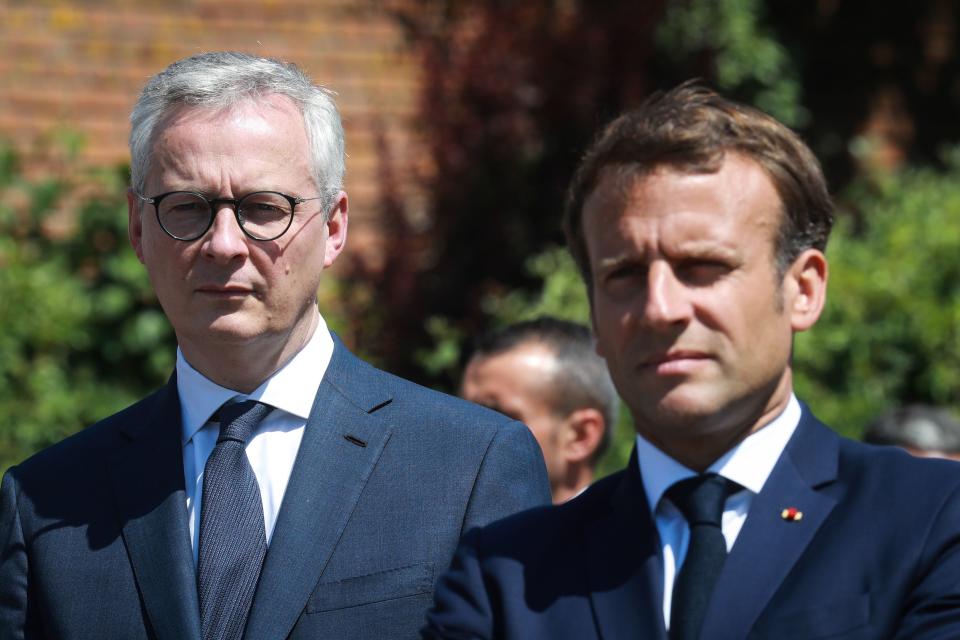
[134,190,324,241]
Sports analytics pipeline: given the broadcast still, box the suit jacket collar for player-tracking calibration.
[586,406,840,640]
[586,449,669,640]
[110,334,395,640]
[109,375,202,640]
[700,405,840,639]
[244,334,395,640]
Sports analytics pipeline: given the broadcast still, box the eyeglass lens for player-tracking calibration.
[157,192,293,240]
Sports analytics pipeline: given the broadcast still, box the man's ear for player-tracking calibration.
[127,188,146,264]
[562,408,606,465]
[324,191,348,268]
[785,248,828,332]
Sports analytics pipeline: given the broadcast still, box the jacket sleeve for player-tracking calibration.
[422,527,492,640]
[461,419,550,533]
[892,478,960,639]
[0,468,30,640]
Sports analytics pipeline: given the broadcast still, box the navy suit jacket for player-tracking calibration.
[424,407,960,639]
[0,334,551,639]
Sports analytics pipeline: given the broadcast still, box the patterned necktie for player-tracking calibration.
[197,400,272,640]
[667,473,740,640]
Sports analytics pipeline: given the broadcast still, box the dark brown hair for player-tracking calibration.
[563,81,833,284]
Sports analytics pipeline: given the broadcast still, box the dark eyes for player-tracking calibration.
[676,260,730,284]
[246,202,287,214]
[170,201,204,213]
[602,260,730,287]
[605,264,645,281]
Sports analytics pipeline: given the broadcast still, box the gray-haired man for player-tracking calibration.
[0,51,549,640]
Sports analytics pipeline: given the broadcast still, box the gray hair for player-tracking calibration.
[864,405,960,454]
[129,51,344,208]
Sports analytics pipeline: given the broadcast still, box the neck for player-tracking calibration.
[641,371,794,472]
[553,465,595,504]
[179,310,319,393]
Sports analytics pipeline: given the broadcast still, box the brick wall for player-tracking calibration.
[0,0,425,270]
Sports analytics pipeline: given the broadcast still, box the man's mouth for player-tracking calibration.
[195,284,254,296]
[640,350,711,375]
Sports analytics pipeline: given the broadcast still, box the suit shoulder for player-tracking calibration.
[475,468,625,547]
[795,411,960,496]
[838,435,960,482]
[804,424,960,522]
[10,386,169,479]
[333,349,518,434]
[386,370,509,423]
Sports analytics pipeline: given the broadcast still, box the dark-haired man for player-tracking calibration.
[462,317,618,503]
[424,83,960,639]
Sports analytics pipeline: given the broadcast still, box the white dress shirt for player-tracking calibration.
[177,314,334,566]
[635,394,801,628]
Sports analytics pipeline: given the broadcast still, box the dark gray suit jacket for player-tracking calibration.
[0,334,550,639]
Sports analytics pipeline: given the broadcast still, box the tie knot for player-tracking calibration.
[216,400,271,444]
[667,474,739,527]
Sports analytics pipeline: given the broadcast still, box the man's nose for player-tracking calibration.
[202,205,249,261]
[642,261,691,328]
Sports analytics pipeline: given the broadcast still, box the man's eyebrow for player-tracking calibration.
[669,241,740,260]
[595,252,643,272]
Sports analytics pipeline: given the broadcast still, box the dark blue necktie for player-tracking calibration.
[667,474,740,640]
[197,400,272,640]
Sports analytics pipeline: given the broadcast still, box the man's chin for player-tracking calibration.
[630,388,727,433]
[189,317,266,345]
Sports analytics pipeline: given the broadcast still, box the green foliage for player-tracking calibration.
[414,317,464,379]
[0,145,174,472]
[656,0,807,127]
[481,248,589,326]
[794,161,960,437]
[414,248,589,381]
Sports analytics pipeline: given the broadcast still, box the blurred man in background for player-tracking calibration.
[462,317,619,503]
[865,404,960,460]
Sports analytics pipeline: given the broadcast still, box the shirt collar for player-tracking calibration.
[177,313,334,445]
[635,393,802,511]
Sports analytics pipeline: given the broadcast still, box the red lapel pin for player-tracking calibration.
[781,507,803,522]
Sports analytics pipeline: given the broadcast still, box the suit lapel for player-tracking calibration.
[587,450,668,640]
[701,410,840,639]
[109,377,202,640]
[244,338,394,640]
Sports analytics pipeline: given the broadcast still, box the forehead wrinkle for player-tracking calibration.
[148,104,313,197]
[669,239,740,260]
[148,144,204,193]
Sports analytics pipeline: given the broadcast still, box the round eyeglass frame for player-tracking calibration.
[135,190,324,242]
